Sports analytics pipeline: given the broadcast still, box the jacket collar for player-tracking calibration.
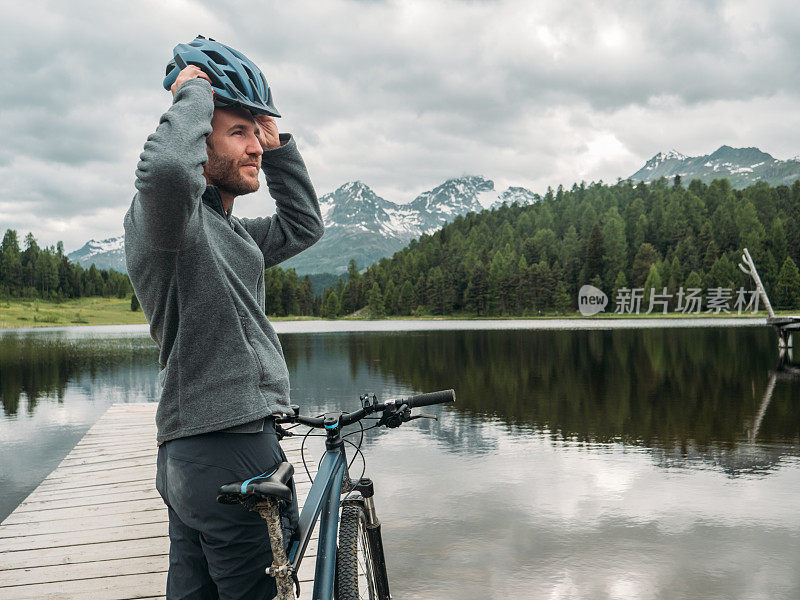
[202,185,231,220]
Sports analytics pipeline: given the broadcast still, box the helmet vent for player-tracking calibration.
[242,64,255,83]
[204,71,224,89]
[202,50,229,65]
[225,70,248,95]
[206,61,225,77]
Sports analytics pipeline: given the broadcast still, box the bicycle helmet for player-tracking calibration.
[163,35,280,117]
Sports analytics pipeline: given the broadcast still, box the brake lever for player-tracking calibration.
[408,413,438,422]
[379,403,410,428]
[274,423,294,440]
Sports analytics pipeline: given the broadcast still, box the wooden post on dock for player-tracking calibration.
[739,247,798,353]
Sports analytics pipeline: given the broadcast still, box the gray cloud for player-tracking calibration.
[1,0,799,251]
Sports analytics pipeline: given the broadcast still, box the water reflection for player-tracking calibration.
[0,330,159,416]
[283,328,800,452]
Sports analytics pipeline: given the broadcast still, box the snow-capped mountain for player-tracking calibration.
[493,186,540,209]
[629,145,800,188]
[407,175,494,231]
[281,176,539,274]
[67,237,126,272]
[318,181,418,239]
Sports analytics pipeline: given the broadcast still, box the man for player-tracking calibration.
[124,36,324,599]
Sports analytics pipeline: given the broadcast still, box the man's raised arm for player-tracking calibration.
[239,124,325,268]
[127,69,213,251]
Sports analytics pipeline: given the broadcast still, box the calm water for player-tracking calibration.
[1,323,799,599]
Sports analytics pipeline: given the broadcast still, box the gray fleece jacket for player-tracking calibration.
[124,78,324,443]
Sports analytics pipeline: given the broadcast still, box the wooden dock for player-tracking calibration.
[0,403,318,599]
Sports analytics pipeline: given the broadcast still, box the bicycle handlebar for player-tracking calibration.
[278,389,456,429]
[393,389,456,409]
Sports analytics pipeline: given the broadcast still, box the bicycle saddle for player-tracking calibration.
[217,461,294,504]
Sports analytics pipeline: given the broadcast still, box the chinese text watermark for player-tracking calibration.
[578,286,761,316]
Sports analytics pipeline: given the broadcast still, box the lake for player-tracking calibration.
[1,321,798,599]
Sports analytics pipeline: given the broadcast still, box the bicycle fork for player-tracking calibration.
[346,479,392,599]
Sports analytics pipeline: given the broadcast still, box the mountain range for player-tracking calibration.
[280,176,537,274]
[628,145,800,187]
[68,145,800,275]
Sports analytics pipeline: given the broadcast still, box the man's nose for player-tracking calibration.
[247,132,263,156]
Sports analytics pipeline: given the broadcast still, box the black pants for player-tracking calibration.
[155,422,299,600]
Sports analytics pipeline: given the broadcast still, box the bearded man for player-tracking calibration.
[124,36,324,599]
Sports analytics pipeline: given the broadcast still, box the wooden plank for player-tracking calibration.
[0,572,168,600]
[0,538,170,571]
[3,498,165,525]
[15,488,162,512]
[36,466,157,488]
[59,450,158,467]
[0,552,321,588]
[0,522,168,553]
[18,480,156,504]
[0,510,167,539]
[37,456,156,476]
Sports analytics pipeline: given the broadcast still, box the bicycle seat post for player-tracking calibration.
[252,497,294,600]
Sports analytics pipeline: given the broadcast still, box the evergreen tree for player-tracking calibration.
[613,270,628,290]
[602,208,626,289]
[775,257,800,309]
[464,264,488,315]
[383,280,397,315]
[1,230,22,293]
[761,250,778,296]
[702,239,720,273]
[367,282,384,317]
[321,290,339,319]
[585,223,605,282]
[643,264,663,309]
[631,243,659,287]
[769,218,788,264]
[22,233,40,289]
[397,280,416,316]
[686,270,703,290]
[342,260,362,314]
[735,198,765,255]
[706,255,738,290]
[35,251,58,296]
[131,293,140,312]
[553,280,571,313]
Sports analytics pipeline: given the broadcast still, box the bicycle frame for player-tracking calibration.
[287,440,349,599]
[222,391,455,599]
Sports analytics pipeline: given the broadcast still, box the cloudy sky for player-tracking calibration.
[2,0,800,252]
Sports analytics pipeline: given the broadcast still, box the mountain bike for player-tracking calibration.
[217,389,456,600]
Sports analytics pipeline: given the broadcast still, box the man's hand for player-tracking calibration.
[171,65,211,97]
[255,115,281,151]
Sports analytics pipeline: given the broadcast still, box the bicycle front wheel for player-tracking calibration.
[335,503,389,600]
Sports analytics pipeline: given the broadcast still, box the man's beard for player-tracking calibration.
[205,148,260,197]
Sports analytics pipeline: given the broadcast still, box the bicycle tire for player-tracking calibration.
[335,504,389,600]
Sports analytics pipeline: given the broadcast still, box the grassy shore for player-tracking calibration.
[0,297,794,331]
[0,297,149,329]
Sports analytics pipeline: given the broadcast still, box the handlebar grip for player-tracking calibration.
[404,389,456,408]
